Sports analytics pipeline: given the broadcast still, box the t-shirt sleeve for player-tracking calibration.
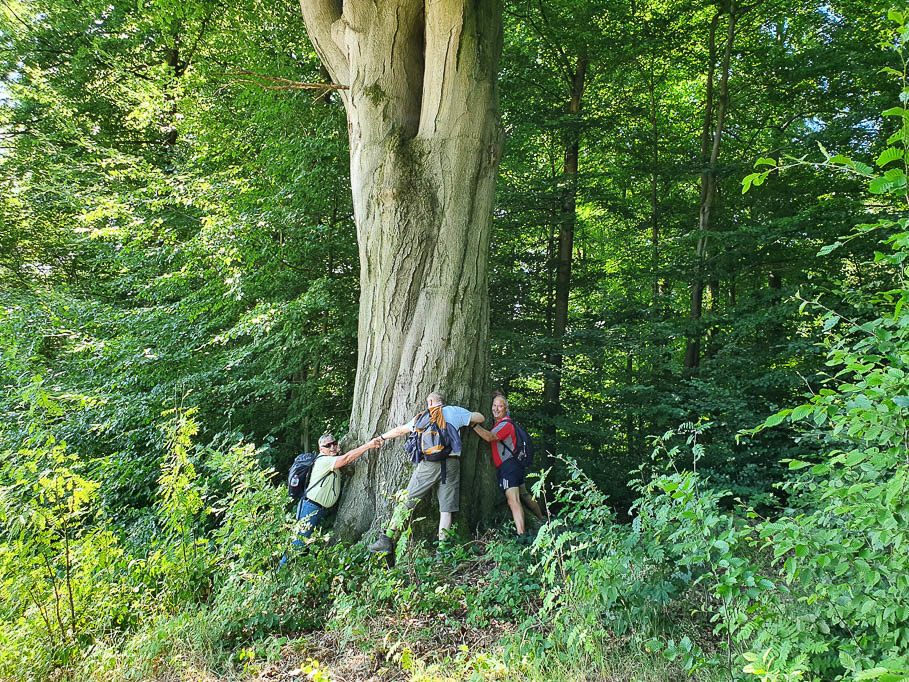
[405,416,416,431]
[492,420,516,442]
[444,406,473,430]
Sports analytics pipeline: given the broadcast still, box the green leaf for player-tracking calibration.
[741,173,759,194]
[869,176,893,194]
[817,141,830,159]
[839,650,856,671]
[893,396,909,407]
[644,638,664,652]
[887,129,906,145]
[843,451,866,466]
[818,241,842,256]
[763,410,790,428]
[790,404,814,421]
[882,106,909,117]
[888,9,905,24]
[823,315,840,330]
[754,157,777,167]
[787,459,812,470]
[877,147,905,166]
[895,294,906,320]
[884,167,907,185]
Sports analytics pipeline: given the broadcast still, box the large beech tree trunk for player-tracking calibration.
[300,0,504,538]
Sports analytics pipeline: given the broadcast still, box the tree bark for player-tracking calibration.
[541,54,587,458]
[650,71,662,300]
[300,0,504,538]
[163,40,184,149]
[684,5,736,372]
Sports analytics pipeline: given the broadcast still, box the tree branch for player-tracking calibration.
[0,0,31,31]
[229,67,348,92]
[184,6,219,69]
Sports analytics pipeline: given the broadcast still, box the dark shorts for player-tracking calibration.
[496,457,525,492]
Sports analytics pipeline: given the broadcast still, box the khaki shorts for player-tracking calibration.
[405,457,460,513]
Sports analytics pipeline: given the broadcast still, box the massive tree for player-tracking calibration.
[299,0,504,536]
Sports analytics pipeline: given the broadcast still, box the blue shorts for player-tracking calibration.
[496,458,525,492]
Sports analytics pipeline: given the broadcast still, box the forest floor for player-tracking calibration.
[147,620,517,682]
[148,529,529,682]
[248,621,515,682]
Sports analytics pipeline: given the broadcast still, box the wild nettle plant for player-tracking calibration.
[739,10,909,681]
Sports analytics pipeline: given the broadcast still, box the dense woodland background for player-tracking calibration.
[2,0,909,680]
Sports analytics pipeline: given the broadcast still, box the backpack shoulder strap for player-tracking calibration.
[304,457,337,496]
[413,409,431,429]
[497,417,517,455]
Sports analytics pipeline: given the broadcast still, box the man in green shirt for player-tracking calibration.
[290,433,382,542]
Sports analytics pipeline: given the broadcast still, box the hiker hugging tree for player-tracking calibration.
[298,0,504,538]
[368,391,485,552]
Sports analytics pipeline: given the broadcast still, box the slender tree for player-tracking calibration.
[685,3,738,372]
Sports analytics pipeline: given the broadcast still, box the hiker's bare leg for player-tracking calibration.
[505,487,525,535]
[519,484,544,521]
[438,511,454,540]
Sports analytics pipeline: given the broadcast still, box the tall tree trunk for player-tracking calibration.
[705,278,720,359]
[767,270,783,344]
[650,71,662,300]
[163,40,183,149]
[541,55,587,459]
[301,0,504,538]
[162,16,211,148]
[625,351,634,459]
[684,6,736,372]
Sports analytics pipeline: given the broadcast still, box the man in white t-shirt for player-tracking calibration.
[368,391,484,553]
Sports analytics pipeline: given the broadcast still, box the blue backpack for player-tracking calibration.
[288,452,336,500]
[287,452,317,500]
[404,409,452,464]
[501,417,534,468]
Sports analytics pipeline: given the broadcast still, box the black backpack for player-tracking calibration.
[501,417,534,468]
[404,409,452,464]
[287,452,317,500]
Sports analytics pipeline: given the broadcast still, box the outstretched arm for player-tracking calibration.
[378,424,411,443]
[473,424,498,443]
[333,437,383,469]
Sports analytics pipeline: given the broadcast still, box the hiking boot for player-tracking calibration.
[368,533,394,553]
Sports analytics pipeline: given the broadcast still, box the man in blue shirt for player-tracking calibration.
[368,391,484,553]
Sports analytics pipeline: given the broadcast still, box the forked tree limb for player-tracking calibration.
[299,0,349,85]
